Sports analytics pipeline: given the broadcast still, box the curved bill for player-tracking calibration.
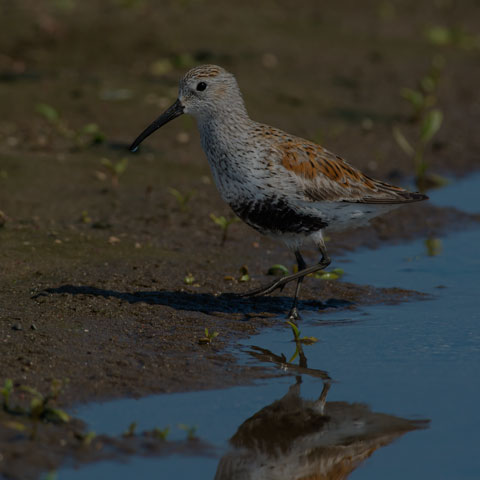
[129,99,184,152]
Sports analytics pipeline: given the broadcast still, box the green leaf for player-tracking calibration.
[420,76,436,93]
[168,188,194,211]
[2,378,13,403]
[36,103,59,123]
[81,123,100,135]
[425,238,442,257]
[425,26,452,46]
[48,408,70,423]
[150,58,173,76]
[81,123,106,143]
[393,126,414,157]
[315,272,340,280]
[20,385,42,398]
[286,321,300,340]
[123,421,137,437]
[30,397,44,417]
[300,336,318,345]
[401,88,424,109]
[114,158,129,176]
[178,423,197,440]
[288,347,299,363]
[267,264,289,276]
[238,265,250,282]
[153,427,169,440]
[3,420,27,432]
[82,431,96,445]
[421,109,443,144]
[171,53,195,69]
[210,214,227,228]
[100,158,113,169]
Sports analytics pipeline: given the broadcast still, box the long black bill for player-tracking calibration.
[129,99,184,152]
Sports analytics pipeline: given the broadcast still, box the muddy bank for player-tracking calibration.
[1,192,478,406]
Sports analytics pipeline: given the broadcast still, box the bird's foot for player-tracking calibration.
[286,306,301,321]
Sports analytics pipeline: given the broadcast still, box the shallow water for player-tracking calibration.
[61,174,480,480]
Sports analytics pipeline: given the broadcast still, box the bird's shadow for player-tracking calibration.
[34,285,352,318]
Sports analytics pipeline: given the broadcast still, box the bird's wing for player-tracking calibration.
[270,137,426,204]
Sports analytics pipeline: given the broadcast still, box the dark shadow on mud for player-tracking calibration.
[34,285,353,317]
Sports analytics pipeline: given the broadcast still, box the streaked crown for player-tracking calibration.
[178,64,247,120]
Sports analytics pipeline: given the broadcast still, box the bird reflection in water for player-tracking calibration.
[215,330,429,479]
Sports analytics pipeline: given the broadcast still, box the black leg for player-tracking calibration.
[242,243,331,297]
[287,250,307,321]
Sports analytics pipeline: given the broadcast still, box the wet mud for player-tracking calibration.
[1,0,480,478]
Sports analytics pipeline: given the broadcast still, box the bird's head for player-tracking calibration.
[130,64,245,152]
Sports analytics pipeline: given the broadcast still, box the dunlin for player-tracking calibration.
[130,65,427,320]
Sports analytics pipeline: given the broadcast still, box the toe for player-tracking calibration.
[287,308,301,321]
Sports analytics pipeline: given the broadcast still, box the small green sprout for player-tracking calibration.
[80,210,92,224]
[78,123,105,144]
[168,188,195,212]
[100,157,128,187]
[209,213,239,245]
[1,379,69,438]
[36,103,60,123]
[150,58,173,76]
[123,421,137,437]
[400,56,445,122]
[18,384,70,424]
[198,328,219,345]
[152,426,170,440]
[425,25,480,50]
[238,265,250,282]
[394,57,448,190]
[312,267,344,280]
[267,264,289,276]
[3,420,27,432]
[314,272,338,280]
[81,431,97,446]
[286,321,318,346]
[171,53,196,69]
[1,379,13,410]
[36,103,73,140]
[393,109,446,190]
[401,87,436,121]
[75,430,96,446]
[287,321,300,340]
[425,237,442,257]
[36,103,105,147]
[184,273,195,285]
[178,423,197,440]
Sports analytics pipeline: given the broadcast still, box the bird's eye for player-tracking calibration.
[196,82,207,92]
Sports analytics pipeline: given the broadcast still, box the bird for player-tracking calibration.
[130,65,427,320]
